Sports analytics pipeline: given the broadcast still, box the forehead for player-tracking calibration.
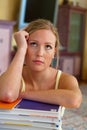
[29,29,56,43]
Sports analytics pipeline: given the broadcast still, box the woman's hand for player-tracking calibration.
[14,30,29,52]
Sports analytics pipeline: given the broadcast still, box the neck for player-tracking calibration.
[28,68,50,82]
[23,66,53,88]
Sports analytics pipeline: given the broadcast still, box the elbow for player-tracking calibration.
[70,94,82,108]
[1,91,18,103]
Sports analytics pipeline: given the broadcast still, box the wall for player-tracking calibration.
[0,0,21,27]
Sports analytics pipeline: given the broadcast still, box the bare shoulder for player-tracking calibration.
[59,72,79,90]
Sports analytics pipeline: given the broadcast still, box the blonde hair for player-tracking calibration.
[24,19,60,68]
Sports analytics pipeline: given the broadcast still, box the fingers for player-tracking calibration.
[14,30,29,50]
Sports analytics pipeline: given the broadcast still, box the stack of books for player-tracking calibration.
[0,99,64,130]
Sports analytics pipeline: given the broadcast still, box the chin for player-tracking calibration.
[31,66,46,72]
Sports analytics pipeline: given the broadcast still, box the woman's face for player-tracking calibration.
[25,29,56,71]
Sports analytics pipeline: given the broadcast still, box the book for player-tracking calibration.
[0,99,63,130]
[16,99,59,111]
[0,99,62,116]
[0,99,21,109]
[0,99,62,123]
[0,119,59,130]
[0,124,57,130]
[0,112,59,124]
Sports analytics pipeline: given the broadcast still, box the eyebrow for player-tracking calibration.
[29,40,55,46]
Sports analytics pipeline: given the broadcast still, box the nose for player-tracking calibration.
[36,46,44,57]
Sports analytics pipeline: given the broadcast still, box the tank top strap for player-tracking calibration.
[55,70,62,90]
[21,77,26,92]
[55,70,65,120]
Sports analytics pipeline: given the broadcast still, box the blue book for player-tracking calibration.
[15,99,60,112]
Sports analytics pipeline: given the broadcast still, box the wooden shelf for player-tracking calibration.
[57,5,87,79]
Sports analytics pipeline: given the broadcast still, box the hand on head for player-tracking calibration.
[14,30,29,52]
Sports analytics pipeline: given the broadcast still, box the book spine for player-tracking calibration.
[0,119,60,129]
[0,113,59,124]
[0,108,60,117]
[0,123,60,130]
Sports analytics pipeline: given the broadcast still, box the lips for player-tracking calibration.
[33,60,44,64]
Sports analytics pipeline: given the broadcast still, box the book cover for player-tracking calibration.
[0,99,59,112]
[13,99,61,118]
[15,99,59,112]
[0,99,21,109]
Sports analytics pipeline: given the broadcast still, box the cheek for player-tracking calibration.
[27,48,35,58]
[45,53,54,64]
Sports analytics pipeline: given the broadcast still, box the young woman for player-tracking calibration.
[0,19,82,107]
[0,18,82,130]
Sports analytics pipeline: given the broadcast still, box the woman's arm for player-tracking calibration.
[0,31,29,102]
[20,73,82,108]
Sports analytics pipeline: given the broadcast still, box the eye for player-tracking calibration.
[29,42,37,47]
[45,45,53,50]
